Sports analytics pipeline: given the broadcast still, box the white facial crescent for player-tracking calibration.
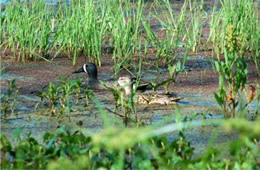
[83,64,87,73]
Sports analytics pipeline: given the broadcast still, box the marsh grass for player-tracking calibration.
[108,0,144,74]
[1,0,258,72]
[2,0,53,62]
[208,0,259,61]
[146,0,188,65]
[52,0,108,66]
[184,0,206,52]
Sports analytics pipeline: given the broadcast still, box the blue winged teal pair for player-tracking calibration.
[73,63,182,105]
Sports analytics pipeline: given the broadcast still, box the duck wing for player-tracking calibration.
[137,92,183,105]
[136,83,151,92]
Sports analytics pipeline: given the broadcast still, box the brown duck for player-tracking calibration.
[117,76,182,105]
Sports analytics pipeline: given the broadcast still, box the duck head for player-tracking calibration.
[117,76,133,96]
[73,63,98,80]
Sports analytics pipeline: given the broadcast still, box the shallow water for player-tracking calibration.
[1,61,258,149]
[0,74,35,81]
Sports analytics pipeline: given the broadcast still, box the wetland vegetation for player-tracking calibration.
[0,0,259,169]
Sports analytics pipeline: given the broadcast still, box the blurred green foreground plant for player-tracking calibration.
[1,118,260,169]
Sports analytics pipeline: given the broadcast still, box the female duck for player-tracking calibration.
[117,76,182,105]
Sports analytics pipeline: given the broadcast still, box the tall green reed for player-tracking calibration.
[1,0,109,66]
[184,0,206,52]
[53,0,107,66]
[143,0,189,92]
[2,0,52,62]
[146,0,187,65]
[208,0,259,65]
[107,0,144,74]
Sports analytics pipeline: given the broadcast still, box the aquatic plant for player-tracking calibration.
[184,0,206,52]
[165,61,185,93]
[38,82,60,115]
[38,77,93,117]
[1,0,257,72]
[149,61,185,94]
[0,79,19,120]
[206,0,259,118]
[83,87,94,107]
[58,77,82,115]
[53,0,107,66]
[214,25,252,118]
[101,80,137,126]
[100,81,121,112]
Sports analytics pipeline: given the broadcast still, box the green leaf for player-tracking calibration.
[12,127,24,141]
[214,92,224,106]
[215,61,220,72]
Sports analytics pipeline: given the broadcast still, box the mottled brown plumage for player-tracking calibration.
[117,76,182,105]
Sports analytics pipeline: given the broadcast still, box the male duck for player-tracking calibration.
[117,76,182,105]
[73,62,113,89]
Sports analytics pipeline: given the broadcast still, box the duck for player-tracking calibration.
[72,63,150,91]
[117,76,182,105]
[73,62,106,89]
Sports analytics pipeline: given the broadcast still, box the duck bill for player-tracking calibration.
[72,67,84,74]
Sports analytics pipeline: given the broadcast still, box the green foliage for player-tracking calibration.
[53,0,106,66]
[1,0,259,169]
[38,82,61,115]
[144,0,188,65]
[1,119,260,169]
[38,77,93,117]
[100,80,121,112]
[2,0,52,62]
[101,80,137,126]
[208,0,259,75]
[184,0,206,52]
[108,0,144,73]
[0,79,19,120]
[1,0,258,72]
[214,33,249,118]
[211,1,258,118]
[149,61,185,94]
